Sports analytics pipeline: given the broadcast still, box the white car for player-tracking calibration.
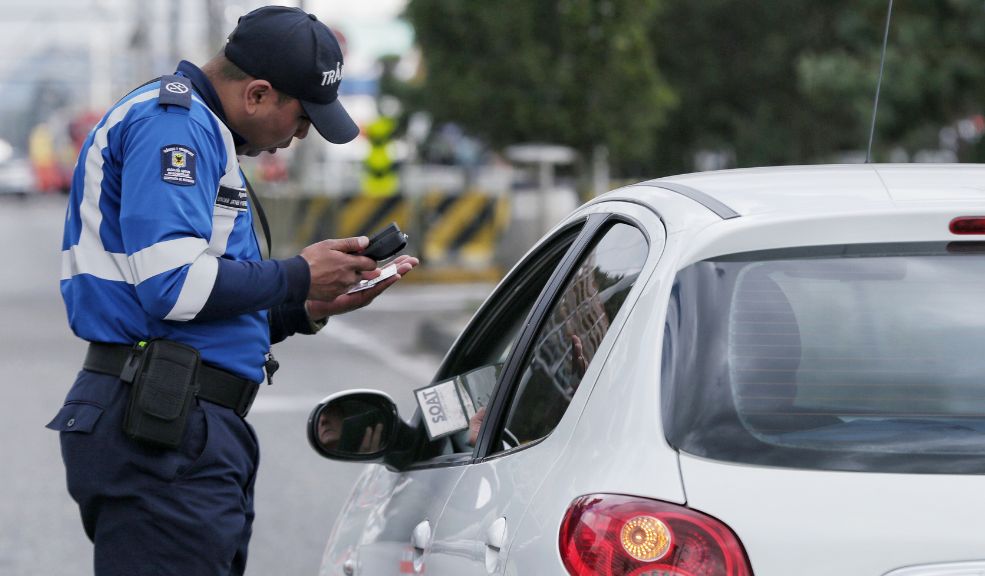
[308,164,985,576]
[0,157,37,196]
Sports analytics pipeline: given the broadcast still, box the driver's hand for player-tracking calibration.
[468,406,487,446]
[359,422,384,453]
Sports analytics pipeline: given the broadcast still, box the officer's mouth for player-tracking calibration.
[242,140,291,157]
[244,147,281,157]
[266,142,293,155]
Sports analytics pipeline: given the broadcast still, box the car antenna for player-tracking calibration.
[866,0,895,163]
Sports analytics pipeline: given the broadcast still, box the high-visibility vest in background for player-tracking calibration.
[362,116,399,198]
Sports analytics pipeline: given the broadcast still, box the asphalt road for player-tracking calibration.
[0,194,491,576]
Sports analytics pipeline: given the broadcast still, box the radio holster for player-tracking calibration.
[121,340,201,448]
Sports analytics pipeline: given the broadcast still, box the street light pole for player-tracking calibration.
[88,0,112,109]
[205,0,226,53]
[168,0,180,68]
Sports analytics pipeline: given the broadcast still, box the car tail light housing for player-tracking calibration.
[559,494,753,576]
[950,216,985,235]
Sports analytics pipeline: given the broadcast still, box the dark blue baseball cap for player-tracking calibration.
[224,5,359,144]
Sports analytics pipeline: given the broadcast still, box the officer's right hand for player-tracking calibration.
[300,237,379,301]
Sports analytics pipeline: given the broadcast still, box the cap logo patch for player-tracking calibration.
[321,62,343,86]
[165,81,190,94]
[161,145,197,186]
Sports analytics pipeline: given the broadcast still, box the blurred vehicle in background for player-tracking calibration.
[0,157,38,197]
[27,110,101,194]
[0,139,37,197]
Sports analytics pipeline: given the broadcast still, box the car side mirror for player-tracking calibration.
[307,390,400,461]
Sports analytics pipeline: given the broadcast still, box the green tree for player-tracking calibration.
[797,0,985,161]
[403,1,985,178]
[403,0,674,171]
[651,0,985,174]
[651,0,834,172]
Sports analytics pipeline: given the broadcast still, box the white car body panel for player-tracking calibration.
[680,454,985,576]
[427,203,670,575]
[320,165,985,576]
[319,464,467,576]
[503,266,689,574]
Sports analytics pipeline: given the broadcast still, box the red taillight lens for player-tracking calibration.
[559,494,753,576]
[950,217,985,235]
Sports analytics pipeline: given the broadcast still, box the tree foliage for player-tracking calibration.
[652,0,985,173]
[402,0,674,168]
[401,0,985,177]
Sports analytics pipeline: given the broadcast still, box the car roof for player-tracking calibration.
[632,163,985,219]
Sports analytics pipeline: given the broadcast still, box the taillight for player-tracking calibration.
[950,217,985,235]
[559,494,753,576]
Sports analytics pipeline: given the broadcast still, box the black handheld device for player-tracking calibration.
[362,222,408,261]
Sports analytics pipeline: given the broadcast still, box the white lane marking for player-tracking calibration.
[320,319,439,385]
[363,284,494,312]
[253,286,492,414]
[252,319,442,414]
[250,394,328,414]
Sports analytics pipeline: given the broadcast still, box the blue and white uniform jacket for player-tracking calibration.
[61,62,312,383]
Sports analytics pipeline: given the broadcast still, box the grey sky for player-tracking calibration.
[0,0,412,105]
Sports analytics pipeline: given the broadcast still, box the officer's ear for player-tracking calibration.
[243,80,275,115]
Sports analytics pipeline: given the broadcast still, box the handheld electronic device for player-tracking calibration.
[362,222,408,261]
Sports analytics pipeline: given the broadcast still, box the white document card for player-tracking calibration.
[414,380,469,440]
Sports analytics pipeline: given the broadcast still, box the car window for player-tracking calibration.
[414,224,584,460]
[663,242,985,474]
[492,222,649,454]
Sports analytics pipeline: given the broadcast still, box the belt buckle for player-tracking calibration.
[236,380,260,418]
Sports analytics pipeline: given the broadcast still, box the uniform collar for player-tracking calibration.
[175,60,247,148]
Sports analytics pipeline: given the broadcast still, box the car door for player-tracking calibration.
[425,204,664,575]
[337,219,591,575]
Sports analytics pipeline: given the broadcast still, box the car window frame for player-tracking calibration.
[401,211,654,470]
[432,222,588,384]
[473,213,652,461]
[401,217,593,471]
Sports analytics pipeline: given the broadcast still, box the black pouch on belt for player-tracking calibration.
[122,339,201,448]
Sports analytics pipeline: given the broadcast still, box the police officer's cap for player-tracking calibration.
[225,5,359,144]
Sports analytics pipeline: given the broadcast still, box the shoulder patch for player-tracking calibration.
[161,145,197,186]
[158,75,192,109]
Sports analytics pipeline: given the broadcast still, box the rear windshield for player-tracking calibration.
[662,243,985,474]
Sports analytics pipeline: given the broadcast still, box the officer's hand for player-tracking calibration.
[300,237,379,301]
[306,255,419,319]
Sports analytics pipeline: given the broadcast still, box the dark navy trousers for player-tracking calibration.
[47,370,260,576]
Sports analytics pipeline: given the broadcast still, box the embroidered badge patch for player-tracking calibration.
[161,145,197,186]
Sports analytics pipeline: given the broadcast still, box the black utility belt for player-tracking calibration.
[84,341,260,420]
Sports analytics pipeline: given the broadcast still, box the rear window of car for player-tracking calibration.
[662,242,985,474]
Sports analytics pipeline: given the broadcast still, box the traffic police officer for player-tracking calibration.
[47,6,418,575]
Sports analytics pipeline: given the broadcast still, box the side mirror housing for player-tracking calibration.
[307,390,400,462]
